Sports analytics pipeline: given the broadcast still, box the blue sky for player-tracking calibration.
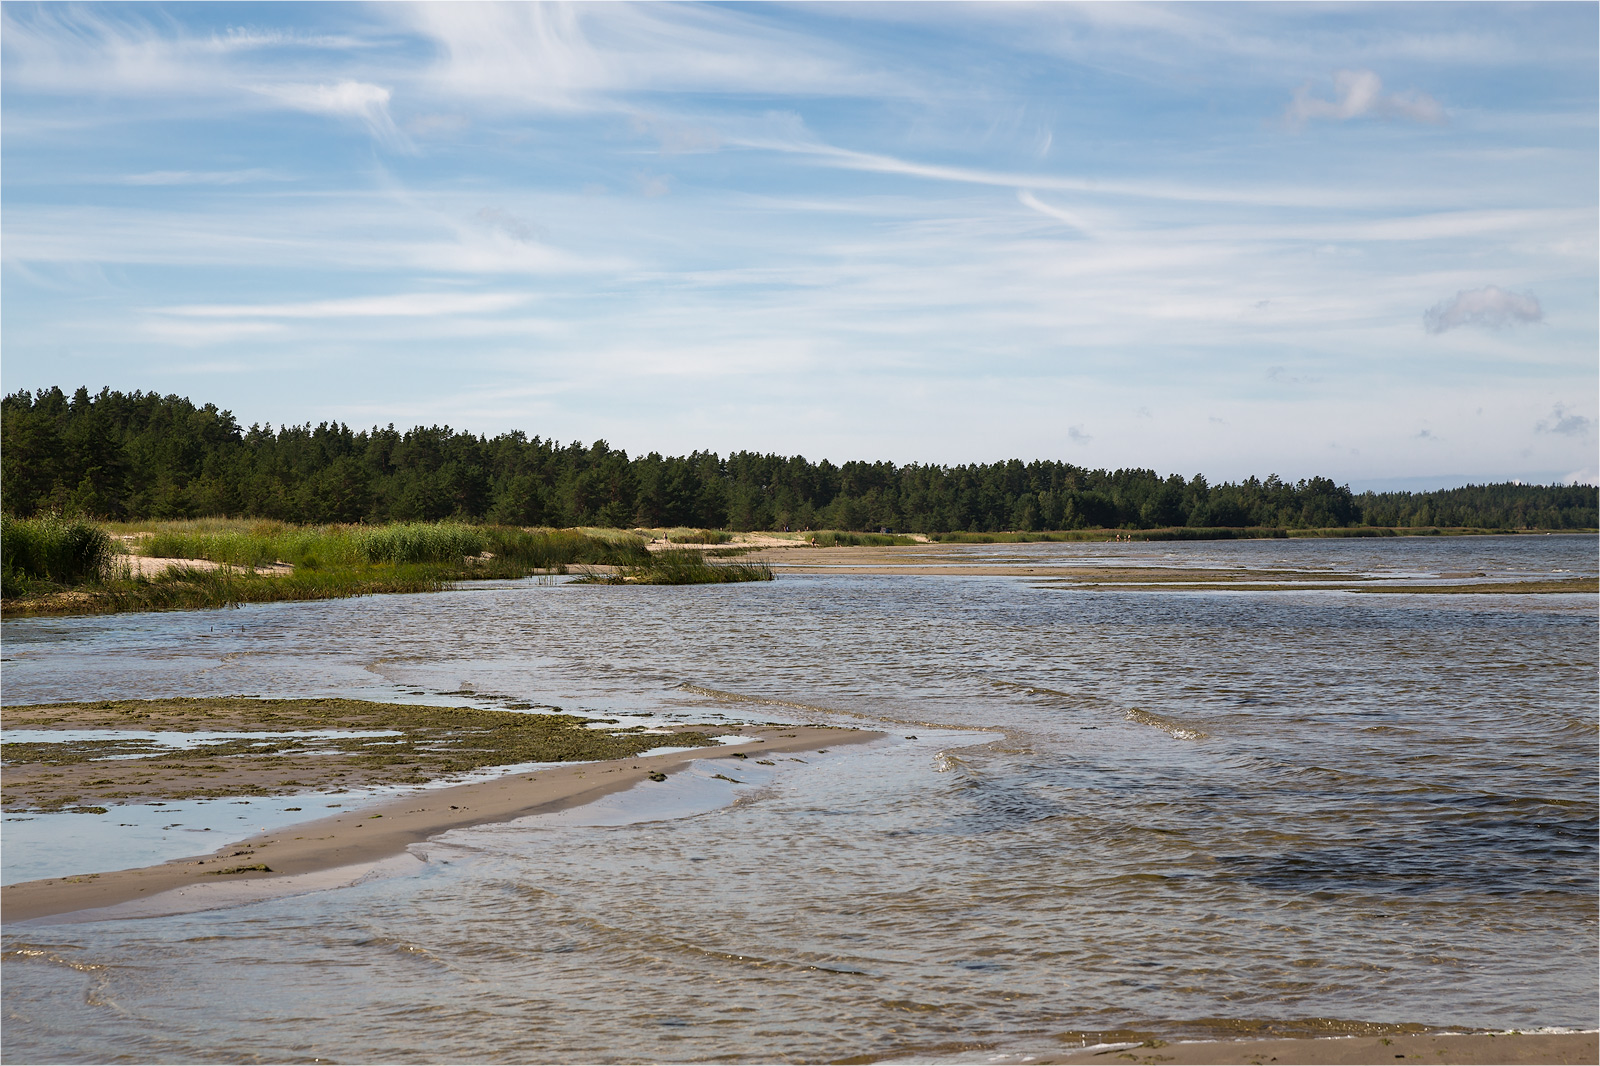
[3,2,1595,488]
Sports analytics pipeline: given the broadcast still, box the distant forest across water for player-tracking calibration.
[4,388,1596,533]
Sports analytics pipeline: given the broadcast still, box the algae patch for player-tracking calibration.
[2,698,717,812]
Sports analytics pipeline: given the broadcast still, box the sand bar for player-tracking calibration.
[1038,1030,1596,1064]
[2,722,876,923]
[738,543,1598,591]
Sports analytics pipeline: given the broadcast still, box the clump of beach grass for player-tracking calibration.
[1,514,116,598]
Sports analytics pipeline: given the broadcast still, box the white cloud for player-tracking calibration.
[251,80,408,149]
[1423,286,1543,333]
[1537,404,1594,437]
[1285,69,1444,128]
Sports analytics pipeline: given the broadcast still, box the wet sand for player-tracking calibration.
[2,723,875,923]
[1040,1029,1596,1064]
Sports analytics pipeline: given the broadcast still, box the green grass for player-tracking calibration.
[120,520,648,569]
[576,547,774,585]
[1,514,116,597]
[806,530,920,547]
[661,527,733,545]
[136,521,484,568]
[2,519,654,616]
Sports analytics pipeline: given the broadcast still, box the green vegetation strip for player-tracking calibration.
[1,519,657,616]
[575,547,773,585]
[1,697,717,812]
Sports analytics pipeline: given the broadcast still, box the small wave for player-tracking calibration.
[1124,707,1209,741]
[1,946,107,972]
[976,675,1113,709]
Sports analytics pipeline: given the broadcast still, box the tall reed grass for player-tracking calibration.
[1,514,115,596]
[128,522,650,571]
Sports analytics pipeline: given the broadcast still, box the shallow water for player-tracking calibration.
[2,536,1596,1062]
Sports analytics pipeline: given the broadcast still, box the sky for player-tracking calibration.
[2,2,1596,490]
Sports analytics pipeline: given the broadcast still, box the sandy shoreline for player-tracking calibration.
[2,722,876,924]
[1034,1029,1597,1064]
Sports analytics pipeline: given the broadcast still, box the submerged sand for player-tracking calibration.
[1041,1029,1596,1064]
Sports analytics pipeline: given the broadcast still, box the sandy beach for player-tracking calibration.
[2,722,876,924]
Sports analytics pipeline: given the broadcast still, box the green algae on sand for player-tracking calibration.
[2,697,718,812]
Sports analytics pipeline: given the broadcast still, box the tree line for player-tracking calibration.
[4,387,1595,532]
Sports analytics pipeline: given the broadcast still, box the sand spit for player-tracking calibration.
[2,723,876,924]
[1038,1029,1596,1064]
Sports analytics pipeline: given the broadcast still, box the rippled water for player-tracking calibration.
[3,536,1596,1063]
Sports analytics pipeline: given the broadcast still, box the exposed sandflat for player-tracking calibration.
[739,544,1597,592]
[2,723,877,924]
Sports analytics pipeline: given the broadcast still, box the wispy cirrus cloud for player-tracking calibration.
[1423,286,1543,334]
[2,6,410,149]
[399,1,899,113]
[1285,69,1444,128]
